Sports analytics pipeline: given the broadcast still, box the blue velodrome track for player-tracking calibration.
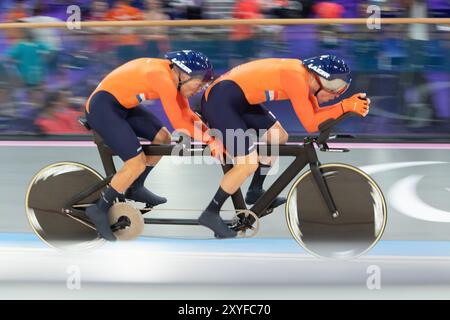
[1,141,450,298]
[2,233,450,257]
[1,234,450,299]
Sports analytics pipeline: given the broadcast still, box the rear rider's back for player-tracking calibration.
[205,58,308,104]
[86,58,173,111]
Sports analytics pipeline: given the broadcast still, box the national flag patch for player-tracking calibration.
[264,90,278,102]
[136,93,146,103]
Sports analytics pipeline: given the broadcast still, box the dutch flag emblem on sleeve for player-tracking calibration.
[264,90,278,102]
[136,93,146,103]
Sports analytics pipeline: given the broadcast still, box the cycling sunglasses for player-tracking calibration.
[313,74,350,95]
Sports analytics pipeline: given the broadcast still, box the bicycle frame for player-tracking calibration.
[88,134,342,223]
[67,112,356,226]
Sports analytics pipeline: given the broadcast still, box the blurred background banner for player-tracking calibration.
[0,0,448,140]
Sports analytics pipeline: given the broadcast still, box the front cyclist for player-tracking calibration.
[199,54,370,238]
[85,50,215,241]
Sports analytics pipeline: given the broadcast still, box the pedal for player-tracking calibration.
[140,207,152,215]
[141,200,156,212]
[121,198,154,214]
[231,210,260,238]
[110,216,131,232]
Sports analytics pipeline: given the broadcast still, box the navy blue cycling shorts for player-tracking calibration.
[201,80,277,157]
[86,90,164,161]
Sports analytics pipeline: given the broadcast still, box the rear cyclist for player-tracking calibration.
[199,54,370,238]
[85,50,215,241]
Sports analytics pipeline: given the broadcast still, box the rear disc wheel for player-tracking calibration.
[25,162,106,251]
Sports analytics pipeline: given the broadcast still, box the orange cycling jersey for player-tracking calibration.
[86,58,211,143]
[205,58,344,132]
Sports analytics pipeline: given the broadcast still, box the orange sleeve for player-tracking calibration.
[149,71,212,144]
[176,95,211,136]
[280,69,343,132]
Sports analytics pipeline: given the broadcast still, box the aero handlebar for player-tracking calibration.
[317,112,359,145]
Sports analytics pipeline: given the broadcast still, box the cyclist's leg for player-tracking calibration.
[124,106,170,206]
[259,120,289,162]
[203,80,261,193]
[85,91,147,240]
[221,150,259,194]
[198,150,259,238]
[242,105,288,209]
[199,80,260,238]
[127,106,171,166]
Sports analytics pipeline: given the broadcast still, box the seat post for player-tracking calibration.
[93,132,117,177]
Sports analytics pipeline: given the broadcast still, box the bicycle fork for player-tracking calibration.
[305,143,339,219]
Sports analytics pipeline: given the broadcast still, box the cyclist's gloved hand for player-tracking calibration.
[341,93,370,117]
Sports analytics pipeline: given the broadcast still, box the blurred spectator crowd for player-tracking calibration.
[0,0,448,137]
[2,0,449,24]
